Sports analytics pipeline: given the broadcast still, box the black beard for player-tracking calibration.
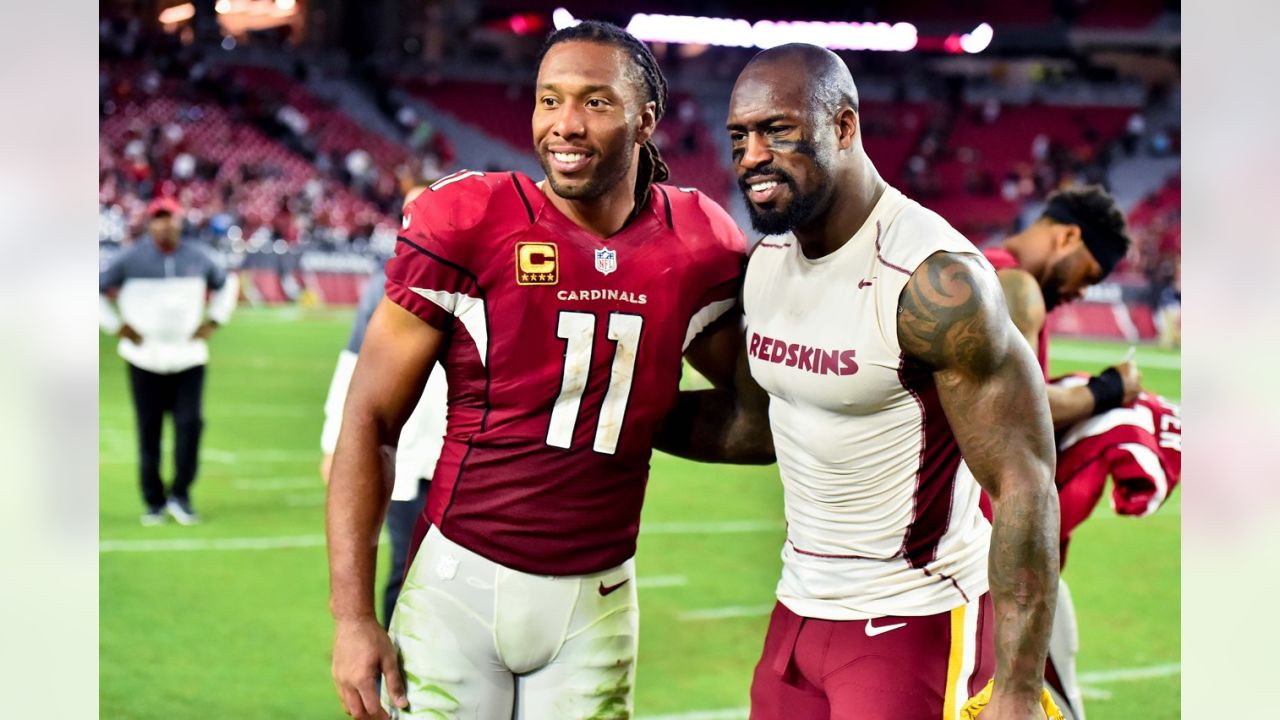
[739,144,825,235]
[743,179,825,235]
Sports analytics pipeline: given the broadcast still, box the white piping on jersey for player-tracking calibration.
[410,287,489,366]
[1058,403,1155,452]
[682,299,735,351]
[1112,442,1169,516]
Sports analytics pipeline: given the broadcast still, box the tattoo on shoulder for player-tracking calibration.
[897,252,1003,372]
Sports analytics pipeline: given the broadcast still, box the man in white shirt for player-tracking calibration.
[100,197,239,525]
[660,45,1060,720]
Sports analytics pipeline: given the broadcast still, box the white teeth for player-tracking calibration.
[751,181,779,192]
[553,152,586,162]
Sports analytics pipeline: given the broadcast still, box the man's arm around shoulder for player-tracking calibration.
[654,319,774,465]
[899,252,1059,719]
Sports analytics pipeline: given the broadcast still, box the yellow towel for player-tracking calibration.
[960,679,1065,719]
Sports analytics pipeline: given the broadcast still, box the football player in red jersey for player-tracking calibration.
[985,185,1141,428]
[984,186,1141,720]
[326,21,754,720]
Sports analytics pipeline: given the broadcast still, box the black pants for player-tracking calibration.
[127,363,205,510]
[383,478,430,628]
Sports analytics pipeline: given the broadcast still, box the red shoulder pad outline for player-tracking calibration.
[401,170,513,243]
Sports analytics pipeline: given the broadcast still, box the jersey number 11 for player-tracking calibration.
[547,311,644,455]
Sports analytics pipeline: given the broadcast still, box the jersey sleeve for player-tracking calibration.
[385,172,493,330]
[694,188,749,257]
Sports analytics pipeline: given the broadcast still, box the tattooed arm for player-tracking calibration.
[653,320,775,464]
[899,252,1059,718]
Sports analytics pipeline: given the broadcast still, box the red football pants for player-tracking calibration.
[750,595,995,720]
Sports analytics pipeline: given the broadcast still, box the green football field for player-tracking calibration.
[99,307,1181,719]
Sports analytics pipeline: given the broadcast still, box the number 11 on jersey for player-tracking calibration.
[547,311,644,455]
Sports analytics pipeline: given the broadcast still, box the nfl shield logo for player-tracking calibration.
[594,247,618,275]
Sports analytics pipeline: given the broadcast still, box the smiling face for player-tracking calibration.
[726,65,839,235]
[532,41,655,202]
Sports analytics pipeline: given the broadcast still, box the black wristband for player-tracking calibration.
[1086,367,1125,415]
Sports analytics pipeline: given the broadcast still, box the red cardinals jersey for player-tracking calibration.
[385,170,746,575]
[983,247,1050,378]
[1053,379,1181,565]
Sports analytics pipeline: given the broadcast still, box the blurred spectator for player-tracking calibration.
[1123,111,1146,156]
[98,198,239,526]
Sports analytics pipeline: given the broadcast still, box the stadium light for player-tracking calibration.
[552,8,580,31]
[960,23,994,54]
[159,3,195,24]
[552,8,917,51]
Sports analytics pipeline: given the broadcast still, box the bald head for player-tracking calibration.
[741,44,859,117]
[727,44,874,238]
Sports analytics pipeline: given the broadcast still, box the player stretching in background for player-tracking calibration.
[327,21,752,720]
[984,185,1139,720]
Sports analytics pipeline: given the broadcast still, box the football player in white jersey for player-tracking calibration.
[660,45,1061,720]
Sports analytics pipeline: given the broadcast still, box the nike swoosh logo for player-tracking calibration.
[598,578,630,596]
[858,279,875,289]
[864,618,907,637]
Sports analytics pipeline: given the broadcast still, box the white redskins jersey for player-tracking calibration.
[743,185,994,620]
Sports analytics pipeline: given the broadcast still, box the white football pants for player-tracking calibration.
[1047,577,1085,720]
[383,525,639,719]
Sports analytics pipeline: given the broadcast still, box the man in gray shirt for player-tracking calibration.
[100,198,239,525]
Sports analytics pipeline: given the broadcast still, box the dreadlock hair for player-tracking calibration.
[536,20,670,215]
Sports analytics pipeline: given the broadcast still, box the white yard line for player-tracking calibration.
[637,575,688,589]
[101,448,319,465]
[201,448,318,463]
[286,494,325,507]
[1079,662,1181,683]
[100,535,329,553]
[100,518,783,554]
[1052,346,1181,371]
[232,477,322,491]
[678,605,774,621]
[641,520,782,535]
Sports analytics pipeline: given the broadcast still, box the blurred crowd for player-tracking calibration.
[99,17,451,253]
[99,15,1180,304]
